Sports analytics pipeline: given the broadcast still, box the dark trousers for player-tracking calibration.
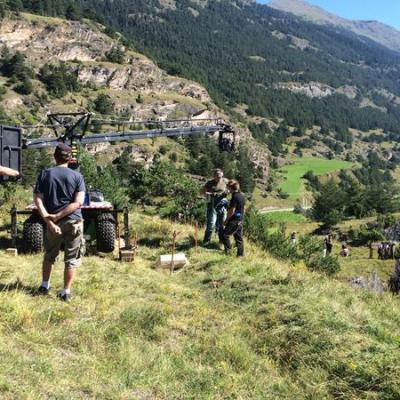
[222,220,244,257]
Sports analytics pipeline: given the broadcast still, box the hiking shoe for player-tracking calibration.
[37,286,50,295]
[57,292,71,303]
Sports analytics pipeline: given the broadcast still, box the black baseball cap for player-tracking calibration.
[54,143,72,160]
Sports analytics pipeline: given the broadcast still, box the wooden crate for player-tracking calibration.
[120,249,135,262]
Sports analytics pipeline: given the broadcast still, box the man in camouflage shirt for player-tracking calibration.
[201,168,229,246]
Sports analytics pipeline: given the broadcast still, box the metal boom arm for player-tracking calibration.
[24,124,231,149]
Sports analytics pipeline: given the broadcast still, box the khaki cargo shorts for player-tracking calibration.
[44,219,84,269]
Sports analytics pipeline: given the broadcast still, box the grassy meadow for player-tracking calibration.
[262,210,308,224]
[262,210,397,282]
[279,158,353,200]
[0,212,399,399]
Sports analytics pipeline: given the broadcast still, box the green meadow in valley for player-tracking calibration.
[279,158,353,200]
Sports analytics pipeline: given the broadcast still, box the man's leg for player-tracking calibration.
[64,267,76,291]
[222,230,232,254]
[203,205,217,245]
[222,220,238,255]
[234,225,244,257]
[216,207,227,243]
[40,226,62,292]
[42,260,54,285]
[59,221,83,300]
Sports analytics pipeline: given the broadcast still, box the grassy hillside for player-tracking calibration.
[0,212,399,399]
[279,157,353,200]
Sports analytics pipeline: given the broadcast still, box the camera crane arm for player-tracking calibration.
[24,124,233,149]
[22,112,236,152]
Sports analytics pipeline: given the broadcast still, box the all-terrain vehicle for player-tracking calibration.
[12,190,126,254]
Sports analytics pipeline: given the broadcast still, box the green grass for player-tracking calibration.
[279,158,353,200]
[0,212,399,399]
[263,210,308,224]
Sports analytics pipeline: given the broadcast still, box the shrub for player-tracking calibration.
[39,62,80,98]
[312,179,346,228]
[169,152,178,162]
[105,46,125,64]
[0,85,6,99]
[129,161,206,222]
[93,93,114,114]
[159,145,169,155]
[244,207,341,274]
[278,191,289,199]
[14,76,33,95]
[307,255,341,276]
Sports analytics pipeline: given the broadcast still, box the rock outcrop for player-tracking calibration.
[274,81,359,100]
[0,13,269,175]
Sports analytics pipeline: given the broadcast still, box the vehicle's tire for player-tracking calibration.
[23,215,45,253]
[96,213,116,253]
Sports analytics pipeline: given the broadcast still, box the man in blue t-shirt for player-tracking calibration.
[34,143,86,302]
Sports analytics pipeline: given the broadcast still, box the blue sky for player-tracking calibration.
[258,0,400,30]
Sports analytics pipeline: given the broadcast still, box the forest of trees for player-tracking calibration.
[70,0,400,136]
[308,166,399,228]
[2,0,400,137]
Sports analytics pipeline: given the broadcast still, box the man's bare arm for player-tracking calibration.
[0,166,19,177]
[52,191,85,222]
[34,193,61,235]
[34,193,50,219]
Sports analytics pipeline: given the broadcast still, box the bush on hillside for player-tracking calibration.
[244,207,341,274]
[92,93,114,114]
[79,149,128,208]
[106,46,125,64]
[39,62,80,98]
[312,179,346,228]
[128,160,206,223]
[307,255,341,276]
[14,76,33,95]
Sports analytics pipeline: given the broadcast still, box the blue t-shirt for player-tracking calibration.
[34,166,86,221]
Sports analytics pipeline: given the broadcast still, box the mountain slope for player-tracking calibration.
[0,13,213,119]
[268,0,400,53]
[3,2,400,142]
[70,0,400,138]
[0,12,269,184]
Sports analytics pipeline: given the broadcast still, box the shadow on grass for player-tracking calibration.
[138,237,164,248]
[176,237,196,252]
[0,236,14,251]
[0,279,39,296]
[195,258,225,272]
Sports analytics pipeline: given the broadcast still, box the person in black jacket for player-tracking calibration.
[222,180,245,257]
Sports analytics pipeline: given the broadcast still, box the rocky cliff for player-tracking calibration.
[0,13,269,175]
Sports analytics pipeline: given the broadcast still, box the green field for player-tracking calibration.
[263,210,308,224]
[279,158,353,200]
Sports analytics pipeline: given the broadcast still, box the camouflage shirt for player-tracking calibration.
[203,178,228,205]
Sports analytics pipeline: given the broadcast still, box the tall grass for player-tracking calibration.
[0,213,398,398]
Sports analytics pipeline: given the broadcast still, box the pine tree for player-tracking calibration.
[312,179,346,228]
